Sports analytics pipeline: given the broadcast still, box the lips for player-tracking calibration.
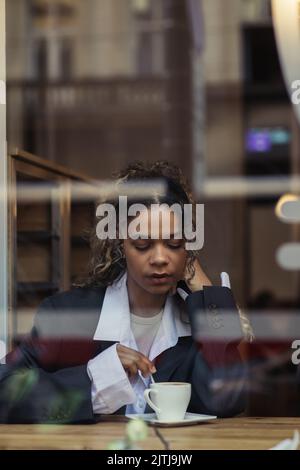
[150,273,171,278]
[148,273,173,285]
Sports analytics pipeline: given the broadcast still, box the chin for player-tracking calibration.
[146,285,171,295]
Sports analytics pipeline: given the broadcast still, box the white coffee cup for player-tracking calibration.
[143,382,191,422]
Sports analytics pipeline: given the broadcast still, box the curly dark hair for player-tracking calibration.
[75,160,200,288]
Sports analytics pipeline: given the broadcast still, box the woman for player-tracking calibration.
[0,161,247,423]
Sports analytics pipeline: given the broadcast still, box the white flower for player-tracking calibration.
[126,418,148,442]
[106,439,128,450]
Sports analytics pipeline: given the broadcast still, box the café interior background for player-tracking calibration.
[2,0,300,414]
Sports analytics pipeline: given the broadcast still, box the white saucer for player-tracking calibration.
[126,412,217,427]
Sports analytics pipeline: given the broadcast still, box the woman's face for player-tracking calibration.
[123,207,188,295]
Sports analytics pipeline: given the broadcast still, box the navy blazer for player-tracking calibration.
[0,285,246,423]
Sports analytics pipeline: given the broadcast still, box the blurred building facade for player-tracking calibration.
[6,0,300,308]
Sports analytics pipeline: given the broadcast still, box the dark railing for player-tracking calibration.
[7,77,166,114]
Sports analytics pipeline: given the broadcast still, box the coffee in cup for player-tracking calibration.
[143,382,191,422]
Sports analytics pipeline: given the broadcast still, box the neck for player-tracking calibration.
[126,276,166,317]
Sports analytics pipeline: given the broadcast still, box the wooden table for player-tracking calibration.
[0,418,299,450]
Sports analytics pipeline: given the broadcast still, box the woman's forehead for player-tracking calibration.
[129,207,183,239]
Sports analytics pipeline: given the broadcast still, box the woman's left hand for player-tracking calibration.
[183,257,212,293]
[169,257,212,295]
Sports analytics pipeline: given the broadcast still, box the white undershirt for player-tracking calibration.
[130,309,163,358]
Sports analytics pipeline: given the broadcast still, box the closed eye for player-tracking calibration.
[167,242,184,249]
[134,244,151,251]
[133,241,183,251]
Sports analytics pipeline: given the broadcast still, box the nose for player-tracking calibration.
[149,243,169,267]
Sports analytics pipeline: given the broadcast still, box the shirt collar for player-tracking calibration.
[93,271,191,358]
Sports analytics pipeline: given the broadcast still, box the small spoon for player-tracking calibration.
[150,374,155,384]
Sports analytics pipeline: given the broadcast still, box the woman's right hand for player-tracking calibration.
[116,344,156,378]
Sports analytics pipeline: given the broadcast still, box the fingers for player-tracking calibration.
[116,344,157,378]
[183,257,212,292]
[125,362,138,378]
[138,355,157,378]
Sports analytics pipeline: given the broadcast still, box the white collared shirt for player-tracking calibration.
[87,272,191,415]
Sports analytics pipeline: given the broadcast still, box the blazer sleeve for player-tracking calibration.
[0,297,95,424]
[185,286,247,417]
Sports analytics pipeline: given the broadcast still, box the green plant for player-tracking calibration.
[106,418,148,450]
